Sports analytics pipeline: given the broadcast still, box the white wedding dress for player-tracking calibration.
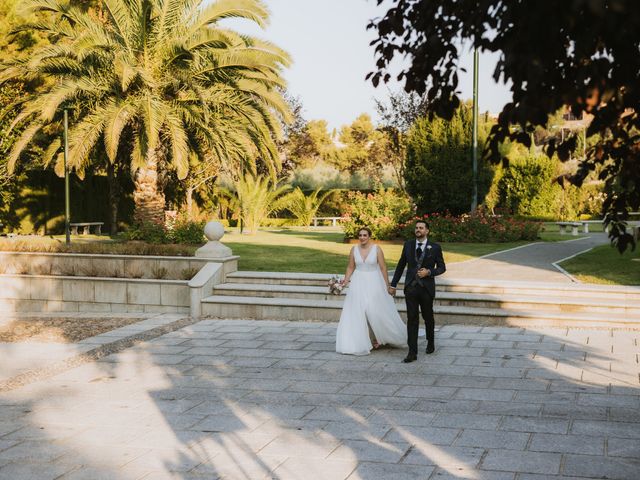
[335,245,407,355]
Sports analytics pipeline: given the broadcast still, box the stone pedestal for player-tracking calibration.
[195,221,232,258]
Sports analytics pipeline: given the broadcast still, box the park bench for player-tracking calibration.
[555,221,583,236]
[311,216,342,227]
[70,222,104,235]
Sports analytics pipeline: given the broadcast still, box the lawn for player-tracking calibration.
[2,227,575,275]
[223,228,527,273]
[560,244,640,285]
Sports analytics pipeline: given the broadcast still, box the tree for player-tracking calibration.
[375,90,427,191]
[3,0,290,226]
[405,103,492,215]
[220,174,291,234]
[369,0,639,251]
[285,187,334,228]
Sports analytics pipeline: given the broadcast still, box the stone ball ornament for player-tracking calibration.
[204,221,225,242]
[195,220,232,258]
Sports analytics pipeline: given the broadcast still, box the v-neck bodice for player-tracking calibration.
[354,244,378,272]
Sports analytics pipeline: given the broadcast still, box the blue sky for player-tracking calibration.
[223,0,512,130]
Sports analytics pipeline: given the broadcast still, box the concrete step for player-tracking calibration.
[213,283,640,317]
[200,294,638,328]
[226,271,640,301]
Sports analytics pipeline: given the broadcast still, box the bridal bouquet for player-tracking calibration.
[328,276,345,295]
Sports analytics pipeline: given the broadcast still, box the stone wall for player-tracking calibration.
[0,274,190,313]
[0,251,238,281]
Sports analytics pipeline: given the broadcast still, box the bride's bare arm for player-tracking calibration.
[377,246,391,288]
[343,247,356,284]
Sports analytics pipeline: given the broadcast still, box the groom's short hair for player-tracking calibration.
[415,219,429,229]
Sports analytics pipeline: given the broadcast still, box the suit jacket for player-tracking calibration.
[390,238,446,298]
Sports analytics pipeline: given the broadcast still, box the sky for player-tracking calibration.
[223,0,513,131]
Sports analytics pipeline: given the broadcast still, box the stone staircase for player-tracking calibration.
[201,271,640,328]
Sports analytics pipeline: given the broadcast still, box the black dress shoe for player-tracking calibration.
[426,343,435,354]
[402,355,417,363]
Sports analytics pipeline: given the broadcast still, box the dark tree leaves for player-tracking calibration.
[369,0,639,252]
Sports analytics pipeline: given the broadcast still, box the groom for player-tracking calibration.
[389,220,446,363]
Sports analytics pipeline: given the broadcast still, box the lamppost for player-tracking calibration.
[470,47,479,213]
[63,108,71,245]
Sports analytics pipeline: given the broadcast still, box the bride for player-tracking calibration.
[335,227,407,355]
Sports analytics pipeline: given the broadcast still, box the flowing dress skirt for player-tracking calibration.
[336,257,407,355]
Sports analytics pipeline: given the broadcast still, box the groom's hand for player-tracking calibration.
[417,268,429,278]
[387,286,396,296]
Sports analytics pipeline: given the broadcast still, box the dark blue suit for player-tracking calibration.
[391,238,446,355]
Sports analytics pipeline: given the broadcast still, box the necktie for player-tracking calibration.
[416,243,423,257]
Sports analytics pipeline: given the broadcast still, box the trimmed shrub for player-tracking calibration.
[396,211,542,242]
[169,219,205,244]
[342,189,412,239]
[123,222,169,244]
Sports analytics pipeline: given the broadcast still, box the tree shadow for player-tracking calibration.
[0,316,639,479]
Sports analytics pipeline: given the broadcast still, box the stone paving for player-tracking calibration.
[1,317,639,479]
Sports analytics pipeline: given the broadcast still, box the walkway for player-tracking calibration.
[446,233,610,283]
[0,317,638,479]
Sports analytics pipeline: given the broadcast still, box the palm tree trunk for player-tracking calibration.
[107,161,120,236]
[133,155,165,226]
[186,182,194,221]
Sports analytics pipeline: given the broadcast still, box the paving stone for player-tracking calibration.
[383,425,460,446]
[563,454,640,479]
[303,406,374,422]
[0,440,71,463]
[515,390,577,404]
[260,431,341,458]
[395,385,457,399]
[0,461,78,480]
[402,445,485,468]
[578,393,640,408]
[430,468,515,479]
[352,395,418,410]
[481,449,561,474]
[455,388,515,402]
[474,401,543,417]
[607,436,640,458]
[431,413,501,430]
[528,433,605,455]
[329,438,410,463]
[287,380,347,394]
[454,429,529,450]
[500,417,569,434]
[339,383,400,396]
[435,376,493,388]
[297,393,359,407]
[347,462,434,480]
[58,465,151,479]
[188,414,266,433]
[540,404,608,420]
[272,457,356,480]
[368,409,437,427]
[571,420,640,439]
[322,421,391,440]
[412,398,480,414]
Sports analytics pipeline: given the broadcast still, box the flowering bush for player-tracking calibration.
[342,189,412,239]
[396,211,542,243]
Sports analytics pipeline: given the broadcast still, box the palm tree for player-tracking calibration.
[3,0,290,226]
[286,187,334,228]
[220,174,290,234]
